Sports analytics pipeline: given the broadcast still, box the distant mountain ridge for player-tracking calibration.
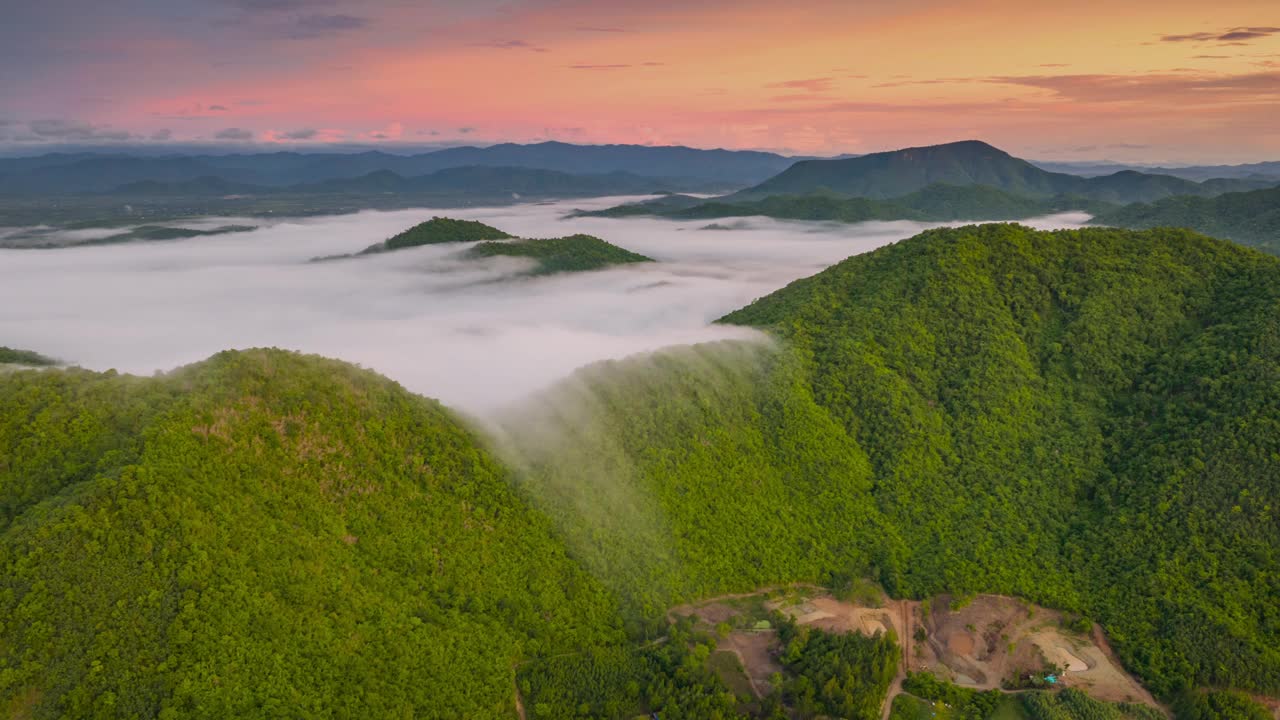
[1037,159,1280,182]
[0,141,806,195]
[94,166,711,199]
[1094,185,1280,254]
[580,183,1108,223]
[736,140,1269,204]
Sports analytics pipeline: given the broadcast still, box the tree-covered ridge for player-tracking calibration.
[310,216,516,261]
[466,234,655,275]
[1094,186,1280,255]
[379,216,514,251]
[498,225,1280,700]
[0,346,57,367]
[582,184,1109,223]
[720,225,1280,696]
[0,349,624,718]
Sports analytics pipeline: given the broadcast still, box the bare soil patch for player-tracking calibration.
[666,585,1162,717]
[725,631,783,698]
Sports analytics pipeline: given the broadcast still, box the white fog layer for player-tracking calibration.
[0,197,1092,412]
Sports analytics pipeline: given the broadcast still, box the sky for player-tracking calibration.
[0,197,1090,413]
[1,0,1277,162]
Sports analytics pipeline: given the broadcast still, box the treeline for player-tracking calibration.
[583,184,1107,223]
[1094,186,1280,255]
[0,345,57,367]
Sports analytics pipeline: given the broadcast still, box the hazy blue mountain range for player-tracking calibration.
[0,141,807,195]
[1036,159,1280,182]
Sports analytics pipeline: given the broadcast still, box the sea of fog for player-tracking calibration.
[0,197,1092,413]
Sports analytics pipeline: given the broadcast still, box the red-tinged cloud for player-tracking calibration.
[2,0,1278,161]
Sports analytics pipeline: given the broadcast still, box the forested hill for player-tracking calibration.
[502,225,1280,699]
[719,225,1280,695]
[1093,185,1280,254]
[3,226,1280,716]
[736,140,1267,203]
[0,351,625,717]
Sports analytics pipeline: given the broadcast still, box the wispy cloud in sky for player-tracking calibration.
[1159,26,1280,43]
[1,0,1277,161]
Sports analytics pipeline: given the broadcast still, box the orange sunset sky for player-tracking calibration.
[2,0,1277,162]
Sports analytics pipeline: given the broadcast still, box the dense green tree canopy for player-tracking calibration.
[1094,186,1280,255]
[380,216,514,251]
[3,224,1279,718]
[0,350,623,718]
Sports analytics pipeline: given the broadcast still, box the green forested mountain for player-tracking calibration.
[501,225,1280,698]
[583,183,1109,222]
[718,225,1280,696]
[1095,186,1280,254]
[465,234,654,275]
[735,141,1265,203]
[0,351,624,718]
[3,225,1280,718]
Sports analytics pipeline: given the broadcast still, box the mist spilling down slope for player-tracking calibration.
[497,225,1280,697]
[2,225,1279,716]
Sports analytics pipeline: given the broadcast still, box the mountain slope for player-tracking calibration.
[1096,185,1280,254]
[745,140,1070,199]
[0,350,622,717]
[719,224,1280,695]
[4,226,1280,715]
[584,183,1108,222]
[501,225,1280,697]
[737,141,1264,203]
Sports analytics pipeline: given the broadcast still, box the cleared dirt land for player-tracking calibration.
[914,594,1157,707]
[669,585,1163,717]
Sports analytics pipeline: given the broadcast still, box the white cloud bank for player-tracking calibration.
[0,198,1091,413]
